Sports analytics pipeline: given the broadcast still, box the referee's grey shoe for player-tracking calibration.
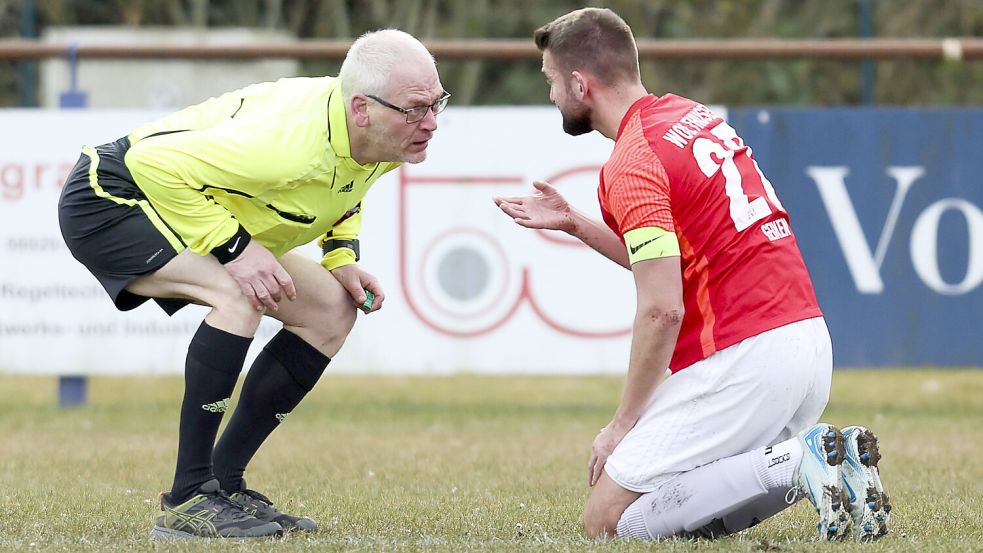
[149,479,283,540]
[229,485,318,532]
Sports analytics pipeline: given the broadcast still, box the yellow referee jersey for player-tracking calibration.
[124,76,398,270]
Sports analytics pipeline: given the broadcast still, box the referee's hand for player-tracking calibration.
[224,240,296,311]
[330,263,385,314]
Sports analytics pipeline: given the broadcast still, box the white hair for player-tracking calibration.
[339,29,435,102]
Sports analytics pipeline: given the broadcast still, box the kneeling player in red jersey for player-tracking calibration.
[495,8,890,542]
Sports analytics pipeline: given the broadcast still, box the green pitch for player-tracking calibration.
[1,370,981,552]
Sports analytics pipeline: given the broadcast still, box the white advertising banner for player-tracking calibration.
[0,107,641,375]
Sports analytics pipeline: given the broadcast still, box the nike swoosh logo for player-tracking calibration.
[629,234,666,255]
[227,236,242,254]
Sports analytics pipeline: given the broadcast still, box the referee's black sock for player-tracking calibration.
[213,329,329,493]
[169,321,251,504]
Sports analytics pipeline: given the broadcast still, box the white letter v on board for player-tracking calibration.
[806,166,923,294]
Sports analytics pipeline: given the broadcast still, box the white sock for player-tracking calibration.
[615,498,651,538]
[719,486,796,533]
[615,441,802,540]
[750,437,803,489]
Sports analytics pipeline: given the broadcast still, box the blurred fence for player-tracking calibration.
[2,38,982,60]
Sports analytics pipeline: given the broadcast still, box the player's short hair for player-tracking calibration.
[339,29,434,103]
[533,8,640,85]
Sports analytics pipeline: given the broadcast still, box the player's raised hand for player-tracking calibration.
[493,180,575,233]
[330,264,385,313]
[224,240,296,312]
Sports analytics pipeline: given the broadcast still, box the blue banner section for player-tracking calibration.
[729,108,982,367]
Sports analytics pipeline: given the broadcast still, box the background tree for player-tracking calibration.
[2,0,981,106]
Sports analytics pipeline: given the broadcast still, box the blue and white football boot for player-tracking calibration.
[793,423,852,540]
[840,426,892,541]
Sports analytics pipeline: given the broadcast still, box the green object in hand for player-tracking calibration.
[360,290,375,313]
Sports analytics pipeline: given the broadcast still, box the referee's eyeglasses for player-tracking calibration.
[367,91,451,124]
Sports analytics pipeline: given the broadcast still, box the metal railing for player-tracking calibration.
[1,38,981,61]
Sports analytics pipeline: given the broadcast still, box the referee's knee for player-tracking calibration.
[303,288,358,342]
[208,285,265,332]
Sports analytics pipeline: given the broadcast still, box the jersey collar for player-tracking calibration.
[326,79,384,171]
[327,80,353,159]
[617,94,658,140]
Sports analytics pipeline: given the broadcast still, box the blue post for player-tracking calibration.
[58,375,88,407]
[859,0,875,105]
[58,41,89,407]
[59,43,89,108]
[17,0,37,106]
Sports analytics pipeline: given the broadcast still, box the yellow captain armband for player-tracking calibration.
[624,226,680,265]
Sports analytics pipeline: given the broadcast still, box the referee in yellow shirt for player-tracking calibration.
[58,29,449,540]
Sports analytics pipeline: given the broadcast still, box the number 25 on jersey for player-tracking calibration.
[693,122,785,232]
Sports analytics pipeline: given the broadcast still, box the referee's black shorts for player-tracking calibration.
[58,136,190,315]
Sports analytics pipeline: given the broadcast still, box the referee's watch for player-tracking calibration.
[321,238,360,261]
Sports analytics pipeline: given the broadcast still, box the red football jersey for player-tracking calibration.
[599,94,822,372]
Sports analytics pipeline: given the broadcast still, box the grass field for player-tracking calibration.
[1,370,981,552]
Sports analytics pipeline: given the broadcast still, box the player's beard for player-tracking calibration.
[560,100,593,136]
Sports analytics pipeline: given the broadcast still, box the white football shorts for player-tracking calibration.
[604,316,833,493]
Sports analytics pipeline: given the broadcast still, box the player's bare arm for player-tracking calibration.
[223,239,297,312]
[330,263,385,313]
[588,255,683,487]
[494,180,629,267]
